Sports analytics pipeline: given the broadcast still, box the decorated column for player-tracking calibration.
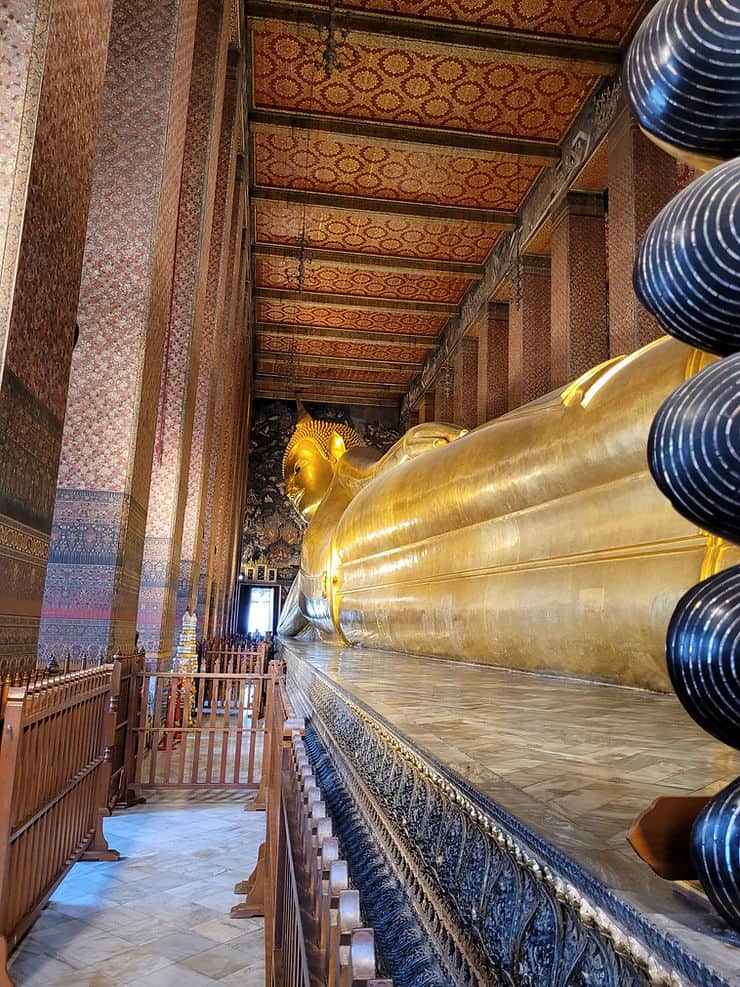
[0,0,112,673]
[453,337,478,431]
[508,255,551,409]
[479,302,509,420]
[175,46,241,645]
[607,109,677,355]
[137,0,229,660]
[38,0,198,660]
[550,191,608,387]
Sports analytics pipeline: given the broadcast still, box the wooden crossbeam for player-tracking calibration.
[255,383,402,408]
[251,187,515,228]
[249,110,560,164]
[254,287,458,315]
[256,348,421,371]
[252,243,483,278]
[247,0,620,71]
[256,323,434,348]
[256,371,406,391]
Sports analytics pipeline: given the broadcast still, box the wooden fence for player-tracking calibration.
[0,665,120,986]
[232,666,392,987]
[127,662,268,792]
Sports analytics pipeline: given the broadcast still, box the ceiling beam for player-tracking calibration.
[249,110,560,164]
[251,187,515,227]
[247,0,620,72]
[257,323,434,348]
[256,348,421,371]
[256,371,405,391]
[255,384,402,408]
[401,74,627,416]
[252,243,483,278]
[255,287,458,315]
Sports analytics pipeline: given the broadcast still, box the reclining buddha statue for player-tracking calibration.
[277,336,739,691]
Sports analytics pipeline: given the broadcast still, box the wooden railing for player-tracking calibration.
[127,662,268,792]
[232,665,392,987]
[0,665,121,986]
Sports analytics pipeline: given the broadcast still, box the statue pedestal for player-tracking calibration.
[282,638,740,986]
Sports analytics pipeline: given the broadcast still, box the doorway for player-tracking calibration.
[236,583,282,636]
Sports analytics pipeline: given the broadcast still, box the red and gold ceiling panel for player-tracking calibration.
[252,22,599,140]
[255,255,470,303]
[257,332,430,364]
[256,299,446,336]
[254,127,541,210]
[256,359,413,387]
[338,0,643,43]
[253,202,500,263]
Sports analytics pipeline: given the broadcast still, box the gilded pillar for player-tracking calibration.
[0,0,112,672]
[137,0,228,660]
[38,0,198,660]
[607,109,677,355]
[550,191,608,388]
[508,254,551,409]
[175,46,240,645]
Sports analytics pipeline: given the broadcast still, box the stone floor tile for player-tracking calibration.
[180,940,261,980]
[10,798,265,986]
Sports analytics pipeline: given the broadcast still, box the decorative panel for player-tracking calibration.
[338,0,644,42]
[253,23,600,140]
[258,331,429,364]
[255,255,470,302]
[254,201,501,262]
[256,358,413,386]
[257,299,445,335]
[254,126,542,210]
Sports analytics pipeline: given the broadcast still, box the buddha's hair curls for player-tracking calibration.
[282,404,365,477]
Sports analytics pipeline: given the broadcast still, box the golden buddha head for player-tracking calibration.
[282,403,365,521]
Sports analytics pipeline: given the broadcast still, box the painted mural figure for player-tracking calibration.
[278,341,739,692]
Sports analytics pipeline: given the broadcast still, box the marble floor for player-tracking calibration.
[8,794,265,987]
[283,639,740,983]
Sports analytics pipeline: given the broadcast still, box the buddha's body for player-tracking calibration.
[279,338,738,691]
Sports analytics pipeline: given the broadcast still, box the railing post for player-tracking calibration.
[0,687,26,987]
[118,656,146,808]
[82,663,121,861]
[248,671,273,811]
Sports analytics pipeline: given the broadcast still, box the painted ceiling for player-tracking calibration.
[245,0,647,405]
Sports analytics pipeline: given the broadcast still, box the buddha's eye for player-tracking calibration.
[294,465,301,474]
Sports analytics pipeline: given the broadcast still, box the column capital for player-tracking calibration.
[488,301,509,321]
[552,190,606,228]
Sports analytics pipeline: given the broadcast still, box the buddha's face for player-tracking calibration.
[284,437,335,522]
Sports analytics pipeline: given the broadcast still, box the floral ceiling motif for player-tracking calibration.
[253,202,500,263]
[255,255,471,303]
[338,0,644,42]
[254,127,541,211]
[252,23,600,140]
[256,299,446,336]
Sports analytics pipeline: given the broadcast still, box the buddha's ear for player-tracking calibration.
[328,431,347,463]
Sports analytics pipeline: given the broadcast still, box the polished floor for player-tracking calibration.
[283,639,740,982]
[8,795,265,986]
